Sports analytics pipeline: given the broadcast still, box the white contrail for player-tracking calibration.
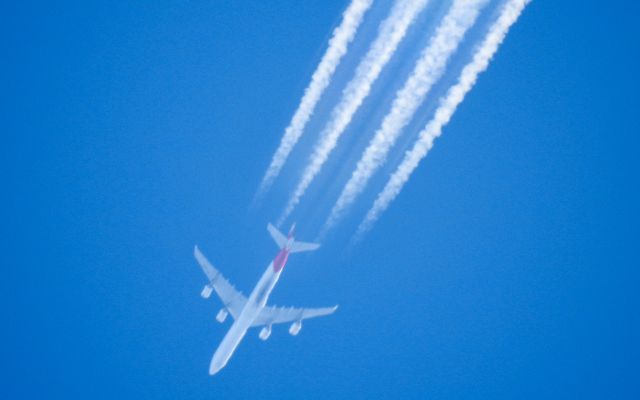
[278,0,429,225]
[255,0,373,199]
[356,0,531,238]
[321,0,487,236]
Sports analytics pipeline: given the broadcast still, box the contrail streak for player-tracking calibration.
[356,0,531,238]
[321,0,487,236]
[255,0,373,200]
[278,0,429,225]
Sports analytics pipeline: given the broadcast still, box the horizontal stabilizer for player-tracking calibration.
[290,241,320,253]
[267,223,287,249]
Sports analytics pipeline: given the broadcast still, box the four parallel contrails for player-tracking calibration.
[257,0,530,239]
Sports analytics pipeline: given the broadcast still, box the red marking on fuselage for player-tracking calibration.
[273,249,290,272]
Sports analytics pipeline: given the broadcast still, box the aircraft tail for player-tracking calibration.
[267,223,320,253]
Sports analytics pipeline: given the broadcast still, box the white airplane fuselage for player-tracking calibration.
[209,244,291,375]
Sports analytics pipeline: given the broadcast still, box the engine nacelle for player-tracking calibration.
[289,320,302,336]
[216,308,228,323]
[201,284,213,299]
[259,325,272,341]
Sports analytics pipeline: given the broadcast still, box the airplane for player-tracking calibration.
[194,223,338,375]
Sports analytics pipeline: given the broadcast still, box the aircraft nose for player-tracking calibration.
[209,361,223,375]
[209,355,226,375]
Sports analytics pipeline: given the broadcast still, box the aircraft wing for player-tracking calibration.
[194,246,247,320]
[251,304,338,327]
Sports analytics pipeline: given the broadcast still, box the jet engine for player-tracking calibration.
[216,308,228,323]
[289,321,302,336]
[259,325,272,341]
[201,284,213,299]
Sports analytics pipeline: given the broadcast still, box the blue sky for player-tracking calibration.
[4,0,640,398]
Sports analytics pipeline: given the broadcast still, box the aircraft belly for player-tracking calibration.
[252,264,280,307]
[209,304,260,375]
[209,263,281,375]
